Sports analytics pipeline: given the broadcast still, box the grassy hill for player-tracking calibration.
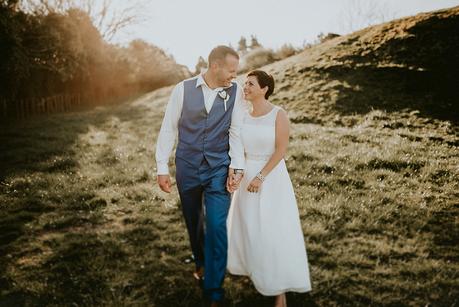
[0,6,458,307]
[266,5,459,128]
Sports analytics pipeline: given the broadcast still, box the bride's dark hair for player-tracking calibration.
[247,70,275,99]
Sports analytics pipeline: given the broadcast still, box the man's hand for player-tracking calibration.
[157,174,172,193]
[226,175,236,193]
[226,168,243,193]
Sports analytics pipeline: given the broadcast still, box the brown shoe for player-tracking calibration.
[193,267,204,288]
[193,267,204,279]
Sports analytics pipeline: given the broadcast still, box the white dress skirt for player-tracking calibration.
[227,106,311,295]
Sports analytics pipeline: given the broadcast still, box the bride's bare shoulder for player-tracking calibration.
[274,106,289,125]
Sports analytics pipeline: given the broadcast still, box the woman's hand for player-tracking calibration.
[226,169,244,193]
[247,177,262,193]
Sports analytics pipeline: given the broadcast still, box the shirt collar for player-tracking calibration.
[196,73,234,91]
[196,74,207,88]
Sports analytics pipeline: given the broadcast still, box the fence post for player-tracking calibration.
[57,95,61,112]
[14,99,19,119]
[1,99,6,120]
[37,97,41,115]
[44,98,48,115]
[48,97,51,114]
[26,98,31,117]
[64,94,68,110]
[33,98,37,115]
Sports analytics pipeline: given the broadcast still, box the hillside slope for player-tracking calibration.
[262,6,458,131]
[0,6,457,307]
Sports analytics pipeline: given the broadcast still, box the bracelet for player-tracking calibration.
[256,172,265,182]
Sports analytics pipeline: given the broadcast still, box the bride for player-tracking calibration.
[227,70,311,307]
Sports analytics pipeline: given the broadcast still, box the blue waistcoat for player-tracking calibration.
[176,78,237,168]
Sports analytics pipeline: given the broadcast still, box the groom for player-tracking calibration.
[155,45,245,305]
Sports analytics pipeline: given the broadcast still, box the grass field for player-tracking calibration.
[0,83,458,306]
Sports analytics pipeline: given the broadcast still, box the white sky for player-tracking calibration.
[114,0,459,70]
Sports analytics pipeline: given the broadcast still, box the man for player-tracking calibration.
[155,45,245,305]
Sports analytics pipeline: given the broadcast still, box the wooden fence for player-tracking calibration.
[0,93,113,123]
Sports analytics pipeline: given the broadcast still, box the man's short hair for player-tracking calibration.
[208,45,239,65]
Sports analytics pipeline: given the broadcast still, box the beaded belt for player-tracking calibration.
[245,153,272,161]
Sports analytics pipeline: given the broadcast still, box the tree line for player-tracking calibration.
[0,0,190,120]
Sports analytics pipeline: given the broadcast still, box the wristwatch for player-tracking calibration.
[234,169,244,174]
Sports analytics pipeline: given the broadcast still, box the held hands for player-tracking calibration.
[226,168,243,193]
[157,174,172,193]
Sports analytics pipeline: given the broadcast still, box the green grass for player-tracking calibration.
[286,121,458,306]
[2,7,458,306]
[0,85,457,306]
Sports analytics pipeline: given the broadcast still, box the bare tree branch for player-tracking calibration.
[339,0,395,33]
[20,0,147,41]
[96,0,109,31]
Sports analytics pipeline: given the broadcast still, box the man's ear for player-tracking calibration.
[209,60,220,71]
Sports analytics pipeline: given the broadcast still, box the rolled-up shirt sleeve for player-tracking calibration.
[155,83,183,175]
[229,83,246,170]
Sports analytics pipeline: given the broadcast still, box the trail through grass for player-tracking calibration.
[1,86,457,306]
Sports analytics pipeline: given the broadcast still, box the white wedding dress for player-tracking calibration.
[227,105,311,295]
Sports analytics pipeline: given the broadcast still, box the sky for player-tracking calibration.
[114,0,459,70]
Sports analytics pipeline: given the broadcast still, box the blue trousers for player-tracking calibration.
[175,157,231,302]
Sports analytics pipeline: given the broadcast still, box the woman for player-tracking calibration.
[227,70,311,307]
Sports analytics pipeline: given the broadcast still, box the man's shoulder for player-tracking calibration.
[171,75,198,92]
[182,75,199,84]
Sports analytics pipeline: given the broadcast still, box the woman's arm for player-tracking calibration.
[260,108,289,177]
[247,108,289,192]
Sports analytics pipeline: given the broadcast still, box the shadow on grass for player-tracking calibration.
[0,94,155,304]
[316,64,458,125]
[317,12,459,125]
[0,93,149,181]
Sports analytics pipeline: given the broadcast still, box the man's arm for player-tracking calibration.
[228,82,246,191]
[155,83,183,192]
[229,82,246,170]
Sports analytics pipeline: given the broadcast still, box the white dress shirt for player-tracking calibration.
[155,74,246,175]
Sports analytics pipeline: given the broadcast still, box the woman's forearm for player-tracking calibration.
[259,149,286,178]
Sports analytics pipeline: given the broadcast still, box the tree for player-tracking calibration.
[194,56,207,75]
[20,0,147,41]
[250,35,261,50]
[238,36,247,54]
[125,39,190,90]
[239,48,275,73]
[339,0,394,33]
[0,1,189,109]
[0,1,31,98]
